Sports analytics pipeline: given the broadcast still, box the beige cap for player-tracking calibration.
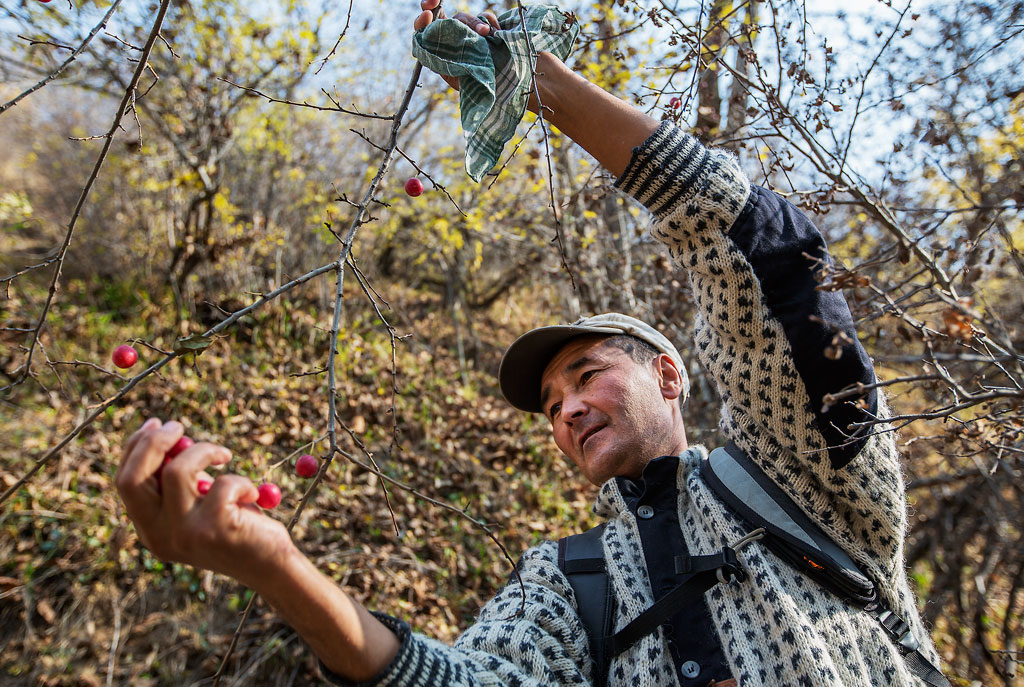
[498,313,689,413]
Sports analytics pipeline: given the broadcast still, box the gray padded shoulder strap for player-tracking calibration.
[702,443,950,687]
[704,443,872,597]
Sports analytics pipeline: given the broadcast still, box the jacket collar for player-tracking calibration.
[592,445,708,519]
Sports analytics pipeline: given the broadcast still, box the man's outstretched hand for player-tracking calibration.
[115,418,294,589]
[116,418,401,680]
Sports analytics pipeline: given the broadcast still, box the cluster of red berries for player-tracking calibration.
[112,348,320,510]
[157,435,321,509]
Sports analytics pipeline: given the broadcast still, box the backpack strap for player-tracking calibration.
[702,442,875,605]
[701,442,951,687]
[557,522,758,682]
[557,523,612,687]
[605,540,754,658]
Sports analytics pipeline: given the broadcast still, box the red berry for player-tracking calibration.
[112,344,138,369]
[295,454,318,478]
[669,96,681,110]
[197,479,212,495]
[256,483,281,509]
[404,177,424,197]
[166,435,194,459]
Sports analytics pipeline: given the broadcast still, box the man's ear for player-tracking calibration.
[654,354,684,401]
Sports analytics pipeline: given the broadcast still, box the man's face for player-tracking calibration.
[539,335,686,486]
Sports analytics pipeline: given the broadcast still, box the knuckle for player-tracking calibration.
[161,460,183,484]
[190,441,218,458]
[133,433,166,462]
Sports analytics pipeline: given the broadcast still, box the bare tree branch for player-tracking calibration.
[0,0,126,115]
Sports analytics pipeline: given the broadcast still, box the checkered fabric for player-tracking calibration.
[411,5,579,182]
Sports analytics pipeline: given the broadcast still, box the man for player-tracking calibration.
[116,3,942,685]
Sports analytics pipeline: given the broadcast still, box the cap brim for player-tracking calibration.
[498,325,618,413]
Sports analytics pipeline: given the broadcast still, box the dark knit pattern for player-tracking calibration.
[323,123,941,686]
[615,122,940,684]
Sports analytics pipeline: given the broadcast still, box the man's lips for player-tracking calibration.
[579,424,606,450]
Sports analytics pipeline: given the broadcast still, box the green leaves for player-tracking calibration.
[173,334,214,355]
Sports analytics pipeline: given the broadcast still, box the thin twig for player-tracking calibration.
[217,77,393,120]
[1,255,60,297]
[514,1,577,290]
[0,0,173,397]
[333,441,526,619]
[104,592,123,687]
[313,0,355,75]
[346,256,407,456]
[0,262,337,508]
[338,419,401,538]
[1,0,127,115]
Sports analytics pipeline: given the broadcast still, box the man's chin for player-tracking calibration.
[582,447,623,485]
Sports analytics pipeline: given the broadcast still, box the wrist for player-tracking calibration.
[252,546,401,681]
[529,52,571,118]
[232,532,302,594]
[246,538,305,597]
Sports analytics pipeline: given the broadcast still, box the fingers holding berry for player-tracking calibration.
[159,440,231,514]
[116,419,185,511]
[116,418,299,586]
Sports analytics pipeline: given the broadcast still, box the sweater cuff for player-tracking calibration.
[614,121,751,228]
[319,612,414,687]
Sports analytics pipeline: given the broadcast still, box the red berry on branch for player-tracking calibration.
[257,483,281,509]
[112,344,138,369]
[197,479,212,495]
[669,96,681,110]
[156,435,193,491]
[405,177,424,197]
[295,454,318,478]
[166,435,194,459]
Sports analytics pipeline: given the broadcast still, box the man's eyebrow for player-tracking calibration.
[566,355,596,373]
[539,355,598,411]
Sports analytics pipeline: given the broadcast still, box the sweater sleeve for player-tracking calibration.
[614,123,909,586]
[320,541,592,687]
[615,122,877,466]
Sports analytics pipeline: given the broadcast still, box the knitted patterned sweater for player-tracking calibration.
[323,123,941,686]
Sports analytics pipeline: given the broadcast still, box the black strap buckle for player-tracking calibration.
[876,608,920,654]
[716,527,766,584]
[716,546,745,584]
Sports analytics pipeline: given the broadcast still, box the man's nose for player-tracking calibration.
[561,394,588,422]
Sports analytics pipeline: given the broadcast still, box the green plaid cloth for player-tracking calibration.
[412,5,579,182]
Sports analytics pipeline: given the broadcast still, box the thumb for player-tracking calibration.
[204,474,260,511]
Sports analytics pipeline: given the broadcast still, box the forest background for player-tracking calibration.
[1,0,1022,684]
